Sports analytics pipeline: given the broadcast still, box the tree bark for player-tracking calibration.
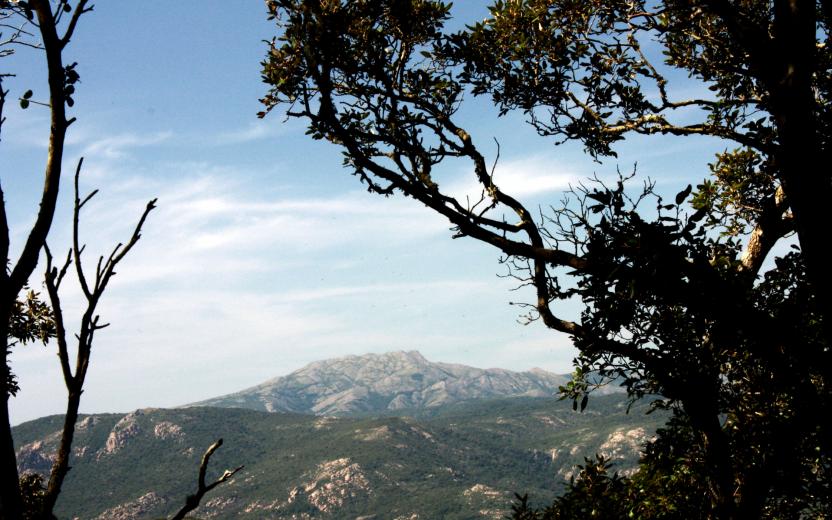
[770,0,832,341]
[41,388,81,516]
[0,309,23,520]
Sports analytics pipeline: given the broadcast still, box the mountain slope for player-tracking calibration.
[14,395,663,520]
[190,351,573,415]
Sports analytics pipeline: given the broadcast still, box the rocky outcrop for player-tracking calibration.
[191,350,574,416]
[599,427,651,475]
[92,492,166,520]
[101,411,144,456]
[153,421,184,440]
[300,458,372,513]
[16,440,55,475]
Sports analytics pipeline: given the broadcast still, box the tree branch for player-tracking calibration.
[170,439,244,520]
[8,0,68,297]
[59,0,91,49]
[43,244,73,386]
[738,185,792,277]
[42,163,156,517]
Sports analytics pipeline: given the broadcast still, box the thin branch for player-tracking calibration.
[170,439,244,520]
[60,0,91,49]
[72,158,92,299]
[43,243,73,385]
[43,163,156,516]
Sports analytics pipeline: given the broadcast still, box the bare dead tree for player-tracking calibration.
[39,162,156,518]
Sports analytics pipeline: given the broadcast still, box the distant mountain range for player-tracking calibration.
[14,351,649,520]
[189,350,577,415]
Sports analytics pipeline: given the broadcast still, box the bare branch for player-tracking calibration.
[170,439,244,520]
[60,0,91,49]
[43,243,73,386]
[42,162,156,517]
[72,158,92,299]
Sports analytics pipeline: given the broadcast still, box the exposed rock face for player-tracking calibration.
[153,421,184,440]
[241,457,373,517]
[76,416,99,431]
[599,427,651,475]
[92,492,166,520]
[191,350,572,415]
[464,483,503,499]
[301,458,372,512]
[101,411,144,456]
[16,440,55,475]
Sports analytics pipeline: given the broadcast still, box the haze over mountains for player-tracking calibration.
[14,351,647,519]
[190,350,575,415]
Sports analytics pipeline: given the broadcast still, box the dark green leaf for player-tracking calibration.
[675,184,692,205]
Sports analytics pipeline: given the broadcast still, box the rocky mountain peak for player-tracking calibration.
[189,351,571,416]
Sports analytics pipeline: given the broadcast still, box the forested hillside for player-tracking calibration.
[15,395,663,519]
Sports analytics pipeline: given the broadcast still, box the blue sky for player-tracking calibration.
[3,1,728,424]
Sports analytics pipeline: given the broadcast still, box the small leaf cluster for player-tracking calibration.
[6,288,56,397]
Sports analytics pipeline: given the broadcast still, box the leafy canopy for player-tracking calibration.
[261,0,831,517]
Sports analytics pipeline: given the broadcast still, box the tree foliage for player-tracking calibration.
[6,289,55,398]
[261,0,831,517]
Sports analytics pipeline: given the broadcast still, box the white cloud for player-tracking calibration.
[444,153,579,202]
[213,120,287,145]
[72,130,175,160]
[7,124,583,425]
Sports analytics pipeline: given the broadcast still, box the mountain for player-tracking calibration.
[14,395,663,520]
[189,350,575,416]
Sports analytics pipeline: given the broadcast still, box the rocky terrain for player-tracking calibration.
[189,350,576,415]
[13,352,654,519]
[14,395,661,519]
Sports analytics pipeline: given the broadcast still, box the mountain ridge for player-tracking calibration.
[188,350,576,416]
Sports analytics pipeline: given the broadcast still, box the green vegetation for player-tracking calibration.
[4,1,829,517]
[14,395,666,519]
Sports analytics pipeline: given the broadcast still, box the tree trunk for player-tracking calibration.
[771,0,832,342]
[42,388,81,517]
[0,310,23,520]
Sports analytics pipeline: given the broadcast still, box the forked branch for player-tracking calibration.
[170,439,244,520]
[41,160,156,517]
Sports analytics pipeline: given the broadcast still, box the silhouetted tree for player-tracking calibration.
[1,3,201,518]
[261,1,830,517]
[1,5,240,518]
[1,1,94,515]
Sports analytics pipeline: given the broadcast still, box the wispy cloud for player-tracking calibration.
[213,120,287,145]
[444,153,579,201]
[71,130,175,160]
[8,123,581,425]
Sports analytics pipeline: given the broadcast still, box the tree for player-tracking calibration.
[1,1,94,515]
[2,4,244,520]
[260,0,830,517]
[507,456,631,520]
